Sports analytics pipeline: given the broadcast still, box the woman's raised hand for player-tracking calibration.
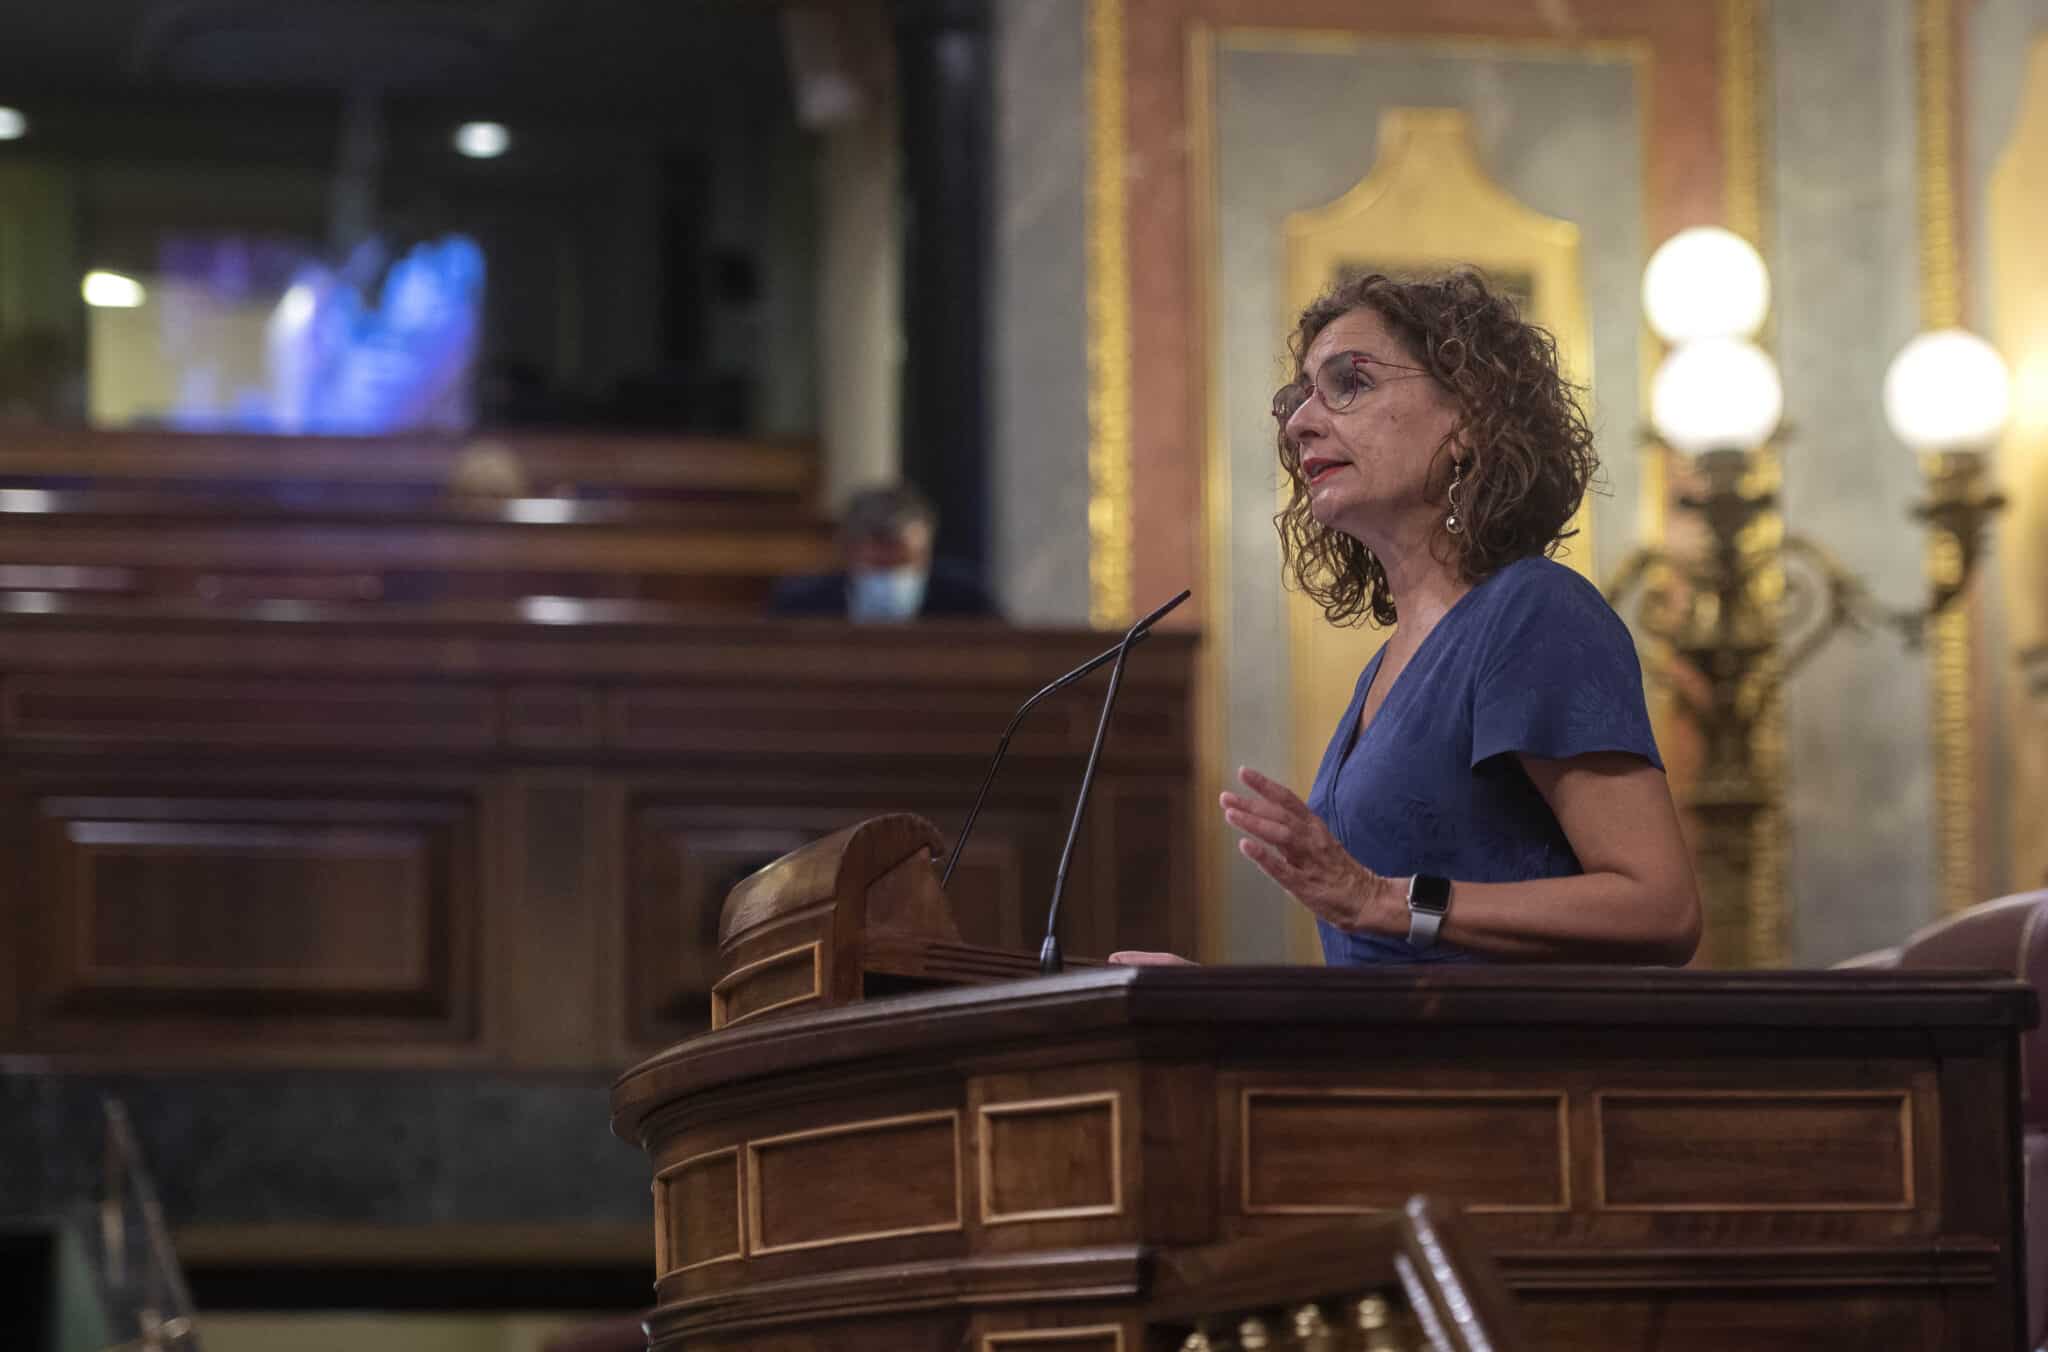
[1222,766,1396,934]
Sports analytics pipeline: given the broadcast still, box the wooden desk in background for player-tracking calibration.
[0,427,835,610]
[0,599,1197,1072]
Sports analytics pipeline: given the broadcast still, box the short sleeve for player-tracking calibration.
[1469,564,1663,771]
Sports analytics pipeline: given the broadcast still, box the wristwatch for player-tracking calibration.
[1406,874,1452,949]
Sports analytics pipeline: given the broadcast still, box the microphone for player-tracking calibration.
[938,587,1186,889]
[1038,588,1190,975]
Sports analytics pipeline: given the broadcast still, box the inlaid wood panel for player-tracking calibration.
[1241,1089,1569,1215]
[1595,1091,1915,1211]
[711,943,822,1029]
[32,794,468,1021]
[1521,1289,1941,1350]
[747,1111,962,1255]
[979,1092,1123,1225]
[655,1147,743,1276]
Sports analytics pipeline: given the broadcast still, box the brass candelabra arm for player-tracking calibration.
[1774,534,1891,676]
[1910,453,2007,625]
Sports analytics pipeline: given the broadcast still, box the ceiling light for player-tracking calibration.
[453,121,509,159]
[82,271,148,308]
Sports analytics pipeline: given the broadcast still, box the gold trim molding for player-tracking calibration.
[1916,0,1976,915]
[983,1328,1126,1351]
[1086,0,1135,629]
[1720,0,1787,968]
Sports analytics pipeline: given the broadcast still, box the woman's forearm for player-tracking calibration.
[1348,867,1700,965]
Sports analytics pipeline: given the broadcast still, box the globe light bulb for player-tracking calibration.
[1650,338,1784,456]
[1883,329,2012,453]
[1642,226,1772,344]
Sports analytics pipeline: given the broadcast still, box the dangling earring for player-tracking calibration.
[1445,464,1467,535]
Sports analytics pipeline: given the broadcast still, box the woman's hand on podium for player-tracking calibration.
[1106,950,1198,965]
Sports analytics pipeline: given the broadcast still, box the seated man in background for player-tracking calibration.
[772,482,997,621]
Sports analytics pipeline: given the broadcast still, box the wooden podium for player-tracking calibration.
[612,816,2039,1350]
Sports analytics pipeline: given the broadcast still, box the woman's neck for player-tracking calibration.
[1374,523,1469,644]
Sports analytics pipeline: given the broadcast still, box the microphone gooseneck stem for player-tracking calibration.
[940,716,1024,890]
[1039,639,1133,974]
[933,639,1146,893]
[938,636,1144,890]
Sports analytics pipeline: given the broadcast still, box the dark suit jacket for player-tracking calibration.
[769,561,999,618]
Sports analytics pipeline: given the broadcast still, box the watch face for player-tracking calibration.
[1408,874,1451,914]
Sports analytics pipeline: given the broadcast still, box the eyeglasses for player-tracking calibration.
[1271,350,1433,424]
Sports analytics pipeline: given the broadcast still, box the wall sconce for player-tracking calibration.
[1606,227,2012,967]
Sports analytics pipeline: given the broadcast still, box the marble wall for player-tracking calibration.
[989,0,1094,625]
[1772,0,1937,963]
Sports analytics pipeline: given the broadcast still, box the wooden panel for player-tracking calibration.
[1241,1089,1568,1215]
[979,1093,1122,1225]
[34,795,465,1019]
[629,812,820,1046]
[6,677,496,750]
[747,1111,962,1255]
[1522,1289,1940,1350]
[712,943,822,1029]
[612,686,1034,757]
[1596,1091,1914,1210]
[656,1148,743,1276]
[0,610,1199,1069]
[1094,779,1194,959]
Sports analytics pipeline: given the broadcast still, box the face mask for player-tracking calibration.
[847,565,929,623]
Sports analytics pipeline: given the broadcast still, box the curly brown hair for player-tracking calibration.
[1275,269,1597,627]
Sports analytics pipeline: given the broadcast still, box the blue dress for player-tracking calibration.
[1304,556,1662,965]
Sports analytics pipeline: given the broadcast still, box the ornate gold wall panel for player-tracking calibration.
[1988,36,2048,897]
[1086,0,1135,629]
[1279,108,1596,827]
